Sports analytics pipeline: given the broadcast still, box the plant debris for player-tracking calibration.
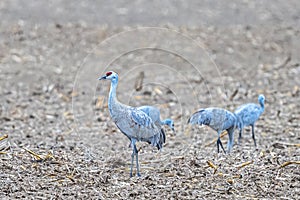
[1,8,299,199]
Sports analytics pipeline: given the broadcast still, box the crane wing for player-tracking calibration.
[137,106,161,126]
[188,109,211,125]
[131,108,155,128]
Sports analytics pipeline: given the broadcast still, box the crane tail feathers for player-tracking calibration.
[146,128,166,150]
[156,128,166,150]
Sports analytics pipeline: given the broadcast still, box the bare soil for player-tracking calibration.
[0,1,299,199]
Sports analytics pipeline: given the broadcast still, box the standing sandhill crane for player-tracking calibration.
[188,108,238,153]
[99,71,166,177]
[138,106,175,132]
[234,94,265,147]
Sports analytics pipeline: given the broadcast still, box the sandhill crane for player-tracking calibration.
[188,107,238,153]
[99,71,166,177]
[235,94,265,147]
[138,106,175,132]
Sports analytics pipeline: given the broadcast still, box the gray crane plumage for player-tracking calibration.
[234,94,265,147]
[138,105,175,132]
[188,107,237,153]
[99,71,165,177]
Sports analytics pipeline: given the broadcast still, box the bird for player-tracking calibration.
[137,105,175,132]
[125,106,174,148]
[188,107,238,153]
[234,94,265,147]
[98,71,166,177]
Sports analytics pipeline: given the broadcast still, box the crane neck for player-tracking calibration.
[161,119,169,125]
[259,100,265,112]
[161,119,167,125]
[108,77,119,114]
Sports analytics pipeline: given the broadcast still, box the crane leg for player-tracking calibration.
[130,141,141,177]
[130,139,138,177]
[217,138,226,154]
[251,124,257,147]
[227,128,234,153]
[238,129,243,145]
[134,144,141,177]
[130,150,134,177]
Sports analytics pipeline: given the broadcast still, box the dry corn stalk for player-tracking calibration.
[237,160,253,170]
[24,148,43,160]
[96,96,106,108]
[66,175,75,182]
[207,160,218,174]
[24,148,54,161]
[205,131,227,147]
[0,134,8,141]
[184,124,192,136]
[279,161,300,169]
[134,71,144,91]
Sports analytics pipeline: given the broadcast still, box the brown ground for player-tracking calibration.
[0,1,300,199]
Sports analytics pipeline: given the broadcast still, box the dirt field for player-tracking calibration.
[1,1,300,199]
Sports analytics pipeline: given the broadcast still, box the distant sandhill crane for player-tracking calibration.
[188,108,238,153]
[138,106,175,132]
[235,94,265,147]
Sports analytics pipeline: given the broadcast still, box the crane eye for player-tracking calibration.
[106,71,112,76]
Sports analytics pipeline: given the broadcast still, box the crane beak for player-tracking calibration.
[98,75,106,80]
[171,127,175,133]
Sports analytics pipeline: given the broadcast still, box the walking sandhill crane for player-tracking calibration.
[99,71,166,177]
[188,108,238,153]
[138,106,175,132]
[234,94,265,147]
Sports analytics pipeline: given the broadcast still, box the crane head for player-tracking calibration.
[258,94,265,106]
[98,71,118,81]
[164,119,175,132]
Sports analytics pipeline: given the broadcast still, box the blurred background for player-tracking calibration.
[1,0,299,26]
